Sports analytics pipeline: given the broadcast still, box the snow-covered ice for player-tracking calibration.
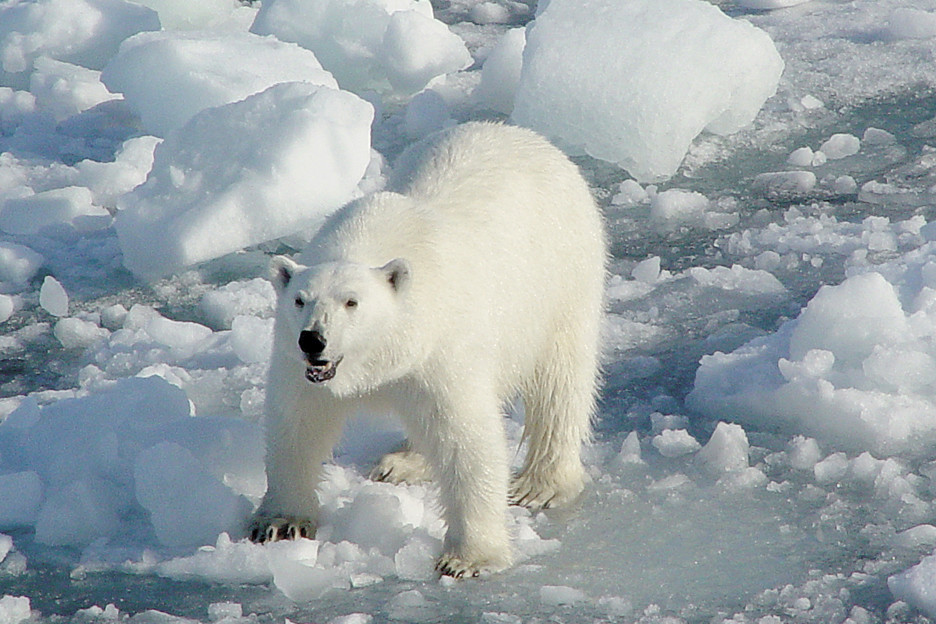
[0,186,109,235]
[886,8,936,41]
[131,0,255,32]
[689,248,936,458]
[250,0,471,95]
[0,0,159,90]
[115,82,375,280]
[0,242,42,284]
[512,0,783,181]
[6,0,936,622]
[101,30,340,137]
[29,57,119,123]
[473,27,524,115]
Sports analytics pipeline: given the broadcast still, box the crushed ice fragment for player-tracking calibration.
[819,133,860,160]
[631,257,662,284]
[697,422,750,475]
[0,595,30,624]
[539,585,588,606]
[616,431,644,465]
[652,429,701,458]
[39,276,68,317]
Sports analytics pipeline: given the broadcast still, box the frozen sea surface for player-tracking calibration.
[5,0,936,623]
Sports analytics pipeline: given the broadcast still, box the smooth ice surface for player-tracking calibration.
[75,135,162,208]
[115,82,374,280]
[736,0,812,8]
[631,256,662,284]
[101,30,339,137]
[250,0,470,95]
[512,0,783,181]
[540,585,587,606]
[0,472,42,528]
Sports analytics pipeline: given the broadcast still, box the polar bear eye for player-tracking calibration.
[345,298,358,309]
[294,296,304,309]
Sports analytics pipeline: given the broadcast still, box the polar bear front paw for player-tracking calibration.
[248,515,315,543]
[436,553,481,579]
[370,449,432,485]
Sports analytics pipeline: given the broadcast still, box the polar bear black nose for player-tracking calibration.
[299,329,326,356]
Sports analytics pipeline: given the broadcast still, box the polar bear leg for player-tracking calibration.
[250,386,350,542]
[511,339,598,510]
[410,388,513,577]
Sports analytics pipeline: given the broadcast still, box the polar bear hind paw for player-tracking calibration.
[436,552,509,579]
[509,472,583,510]
[370,449,432,485]
[248,516,315,543]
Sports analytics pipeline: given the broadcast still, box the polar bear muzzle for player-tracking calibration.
[299,329,340,383]
[304,357,341,383]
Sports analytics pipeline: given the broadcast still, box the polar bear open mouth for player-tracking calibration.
[305,358,341,383]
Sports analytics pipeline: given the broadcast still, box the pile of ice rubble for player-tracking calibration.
[0,284,559,599]
[9,204,936,619]
[0,0,787,280]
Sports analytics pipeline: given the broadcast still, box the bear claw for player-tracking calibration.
[435,554,482,579]
[435,551,511,579]
[248,516,314,543]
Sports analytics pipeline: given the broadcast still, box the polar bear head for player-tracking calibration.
[270,255,411,395]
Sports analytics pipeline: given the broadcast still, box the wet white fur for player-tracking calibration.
[252,122,606,577]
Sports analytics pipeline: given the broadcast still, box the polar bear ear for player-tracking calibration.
[269,255,301,292]
[379,258,410,293]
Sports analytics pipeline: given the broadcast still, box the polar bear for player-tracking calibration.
[249,122,606,577]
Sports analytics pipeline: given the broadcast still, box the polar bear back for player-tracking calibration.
[300,122,606,392]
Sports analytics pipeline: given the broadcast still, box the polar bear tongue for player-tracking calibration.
[305,359,339,383]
